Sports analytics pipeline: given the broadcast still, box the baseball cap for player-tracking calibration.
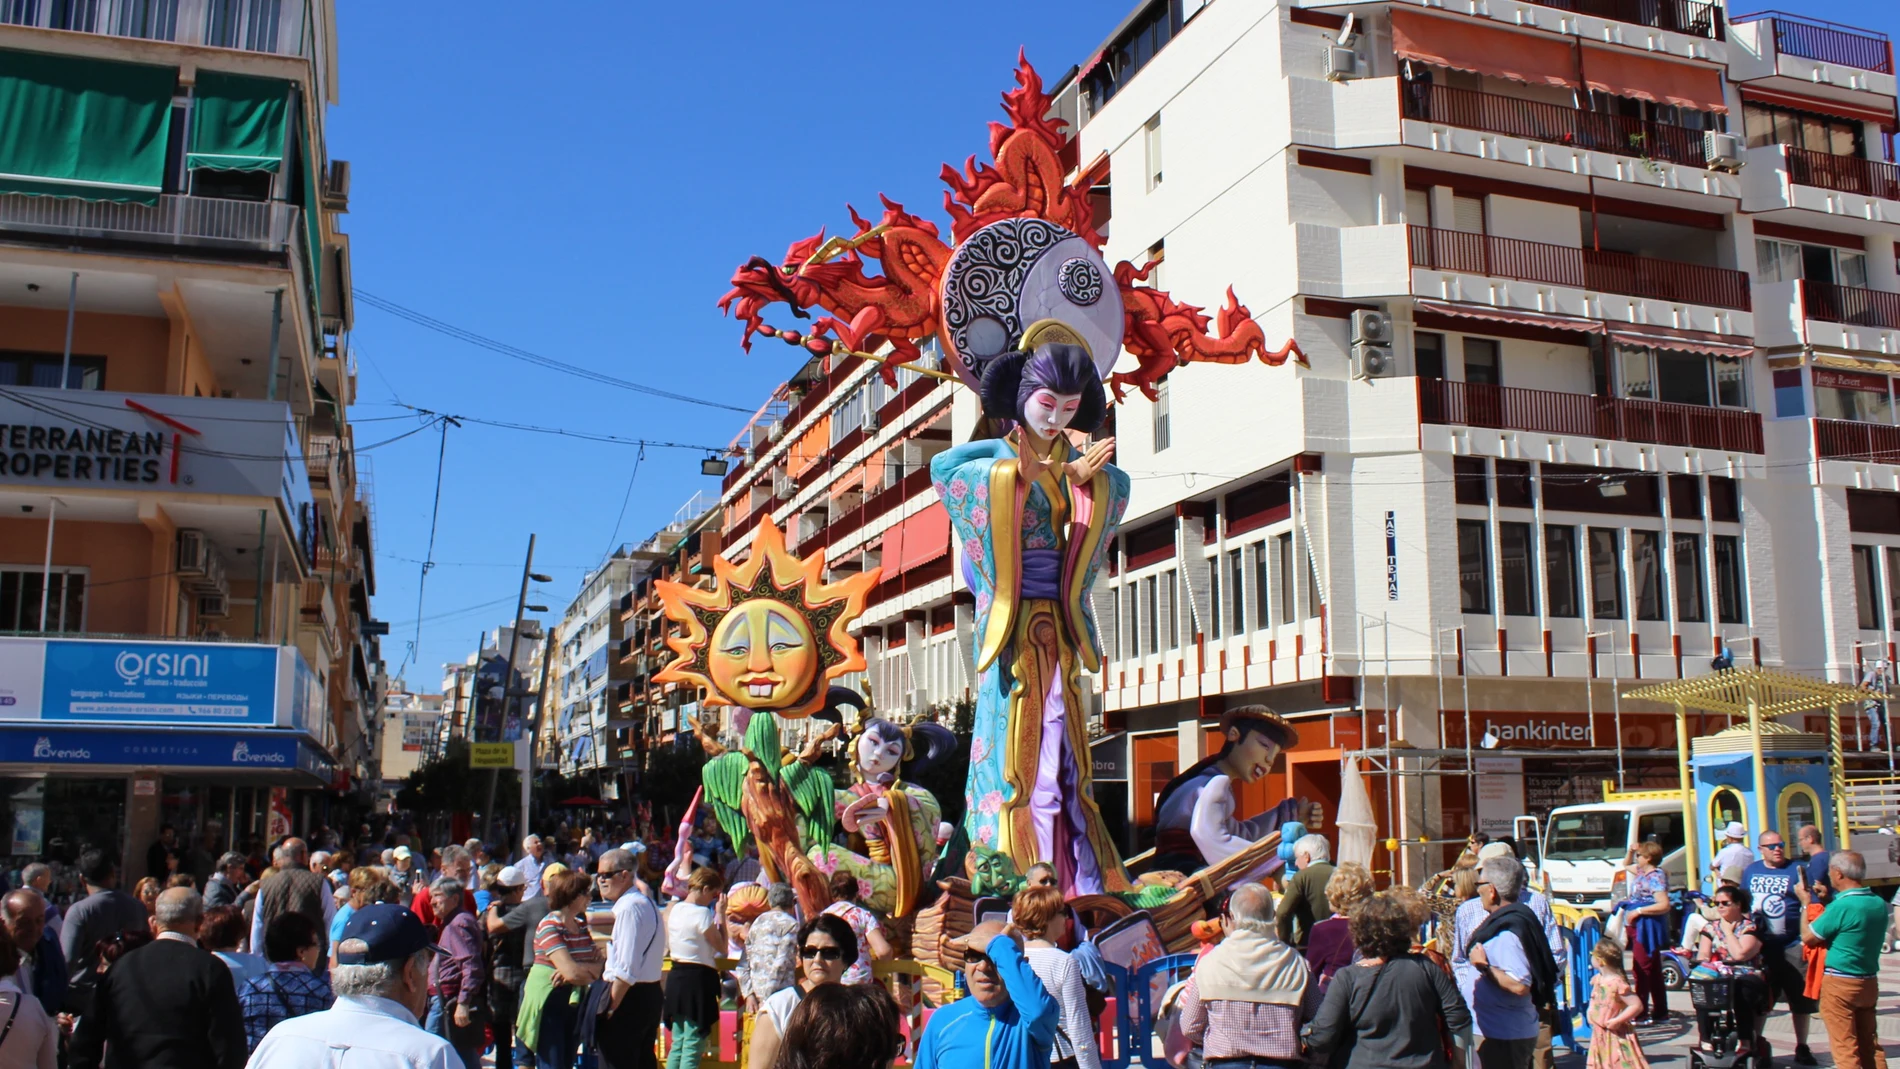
[334,904,441,965]
[393,846,413,860]
[496,865,528,889]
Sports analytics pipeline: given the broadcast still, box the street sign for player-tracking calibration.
[468,742,514,768]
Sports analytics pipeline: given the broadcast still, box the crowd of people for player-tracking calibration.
[0,814,1891,1069]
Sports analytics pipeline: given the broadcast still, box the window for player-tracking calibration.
[1124,579,1139,656]
[1674,534,1706,623]
[1145,575,1159,654]
[1500,522,1536,617]
[1207,557,1222,640]
[1852,545,1881,631]
[1405,188,1432,227]
[1277,533,1295,624]
[1083,2,1180,115]
[1112,586,1123,660]
[1757,239,1804,283]
[1545,527,1581,618]
[1228,550,1244,637]
[1714,358,1747,408]
[1452,195,1486,234]
[1251,543,1269,630]
[1453,457,1489,505]
[1742,102,1867,159]
[1589,528,1623,619]
[1889,548,1900,630]
[1152,380,1171,451]
[1416,331,1445,380]
[1772,368,1806,418]
[1458,520,1491,613]
[1631,530,1666,621]
[1618,347,1746,408]
[1714,535,1746,625]
[1164,569,1178,649]
[1145,114,1164,189]
[1620,347,1655,399]
[0,353,105,390]
[1813,369,1893,424]
[1463,338,1500,386]
[1656,351,1712,406]
[0,568,85,632]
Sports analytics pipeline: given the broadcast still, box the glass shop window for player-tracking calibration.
[1589,528,1623,619]
[1458,520,1490,613]
[1853,545,1882,630]
[1545,525,1581,619]
[1813,369,1893,424]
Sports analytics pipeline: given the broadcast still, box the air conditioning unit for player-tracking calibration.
[186,546,227,594]
[1353,345,1395,379]
[176,529,210,578]
[197,592,229,619]
[773,474,795,500]
[1351,309,1392,346]
[1703,131,1741,170]
[864,409,881,434]
[323,160,351,210]
[1325,47,1359,81]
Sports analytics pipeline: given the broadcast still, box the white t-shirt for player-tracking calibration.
[667,901,718,967]
[763,985,803,1036]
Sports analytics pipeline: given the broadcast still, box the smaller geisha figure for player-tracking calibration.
[829,717,958,917]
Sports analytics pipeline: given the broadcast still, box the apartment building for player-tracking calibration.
[710,354,961,727]
[0,0,377,878]
[377,687,445,785]
[1024,0,1898,878]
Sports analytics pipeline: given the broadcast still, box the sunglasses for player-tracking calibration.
[799,945,844,962]
[1761,843,1785,850]
[1714,899,1737,907]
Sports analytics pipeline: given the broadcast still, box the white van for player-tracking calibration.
[1535,797,1688,913]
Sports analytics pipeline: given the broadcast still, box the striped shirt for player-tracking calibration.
[1025,946,1103,1069]
[1177,976,1304,1060]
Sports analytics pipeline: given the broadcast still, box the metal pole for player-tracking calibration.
[1676,701,1700,892]
[522,625,556,844]
[1748,684,1770,841]
[36,499,57,631]
[485,534,538,843]
[59,272,76,389]
[265,289,283,401]
[253,508,267,640]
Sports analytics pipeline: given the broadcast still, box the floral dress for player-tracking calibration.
[1587,974,1652,1069]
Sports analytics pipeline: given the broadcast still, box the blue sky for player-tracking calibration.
[330,0,1897,690]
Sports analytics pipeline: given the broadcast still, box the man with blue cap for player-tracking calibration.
[245,903,462,1068]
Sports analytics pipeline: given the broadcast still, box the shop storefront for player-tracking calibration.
[0,635,333,901]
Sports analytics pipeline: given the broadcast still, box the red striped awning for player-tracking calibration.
[1739,86,1898,129]
[1609,328,1754,359]
[1413,299,1606,334]
[881,503,949,574]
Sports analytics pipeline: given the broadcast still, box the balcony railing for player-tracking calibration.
[1420,379,1765,453]
[1735,12,1895,74]
[1803,280,1900,332]
[0,193,302,252]
[1524,0,1724,40]
[1785,148,1900,202]
[0,0,309,57]
[1816,419,1900,463]
[1407,225,1752,311]
[1401,82,1709,167]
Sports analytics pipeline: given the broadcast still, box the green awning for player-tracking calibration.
[187,70,289,172]
[0,48,176,203]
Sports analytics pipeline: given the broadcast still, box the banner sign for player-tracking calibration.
[0,727,331,778]
[0,638,323,735]
[401,714,435,752]
[469,742,515,768]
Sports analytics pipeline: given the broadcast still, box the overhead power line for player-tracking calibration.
[390,403,731,453]
[354,289,754,414]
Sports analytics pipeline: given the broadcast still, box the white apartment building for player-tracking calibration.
[1028,0,1898,876]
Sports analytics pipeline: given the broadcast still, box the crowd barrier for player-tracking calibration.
[643,906,1619,1067]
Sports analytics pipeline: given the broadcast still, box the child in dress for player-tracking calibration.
[1589,937,1653,1069]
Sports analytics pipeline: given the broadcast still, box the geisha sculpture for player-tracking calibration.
[831,716,957,916]
[932,340,1129,894]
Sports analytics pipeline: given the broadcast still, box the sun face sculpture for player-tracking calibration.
[653,517,878,719]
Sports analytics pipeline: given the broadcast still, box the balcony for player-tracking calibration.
[1815,418,1900,463]
[1407,225,1752,311]
[1734,12,1894,74]
[0,0,311,58]
[1534,0,1722,39]
[1420,379,1764,453]
[1785,149,1900,201]
[1803,280,1900,331]
[1401,83,1709,168]
[0,193,304,254]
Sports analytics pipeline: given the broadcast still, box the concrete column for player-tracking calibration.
[122,771,162,885]
[1394,676,1443,887]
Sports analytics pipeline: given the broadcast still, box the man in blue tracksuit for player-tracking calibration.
[916,921,1059,1069]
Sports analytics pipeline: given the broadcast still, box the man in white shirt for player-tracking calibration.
[515,835,547,898]
[246,903,459,1069]
[594,848,664,1069]
[1714,822,1755,880]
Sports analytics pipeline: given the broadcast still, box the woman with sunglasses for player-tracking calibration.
[746,914,857,1069]
[1694,885,1771,1058]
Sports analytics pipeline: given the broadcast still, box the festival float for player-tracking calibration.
[665,54,1323,966]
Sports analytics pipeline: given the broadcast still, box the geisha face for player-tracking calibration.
[708,599,819,709]
[1021,389,1082,441]
[856,729,905,780]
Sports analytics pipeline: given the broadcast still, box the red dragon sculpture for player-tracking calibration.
[718,52,1303,400]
